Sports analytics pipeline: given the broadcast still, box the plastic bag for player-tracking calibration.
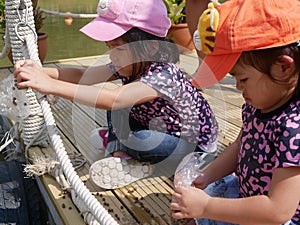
[0,75,30,121]
[174,152,209,188]
[171,152,211,225]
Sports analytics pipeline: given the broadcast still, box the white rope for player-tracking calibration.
[0,130,14,152]
[5,0,48,148]
[0,122,25,160]
[5,1,120,224]
[39,99,119,224]
[24,155,107,225]
[40,8,98,19]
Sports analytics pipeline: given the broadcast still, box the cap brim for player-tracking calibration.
[192,52,241,88]
[80,17,130,42]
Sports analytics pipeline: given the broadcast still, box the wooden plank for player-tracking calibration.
[114,178,172,225]
[178,52,199,75]
[74,55,110,67]
[28,137,140,224]
[28,146,86,225]
[50,98,104,163]
[0,67,13,80]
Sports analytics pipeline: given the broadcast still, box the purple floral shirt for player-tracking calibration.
[236,99,300,222]
[109,62,218,149]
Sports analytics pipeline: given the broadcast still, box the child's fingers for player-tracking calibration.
[172,191,182,203]
[173,185,186,193]
[14,59,34,69]
[14,60,26,69]
[171,210,185,219]
[171,206,192,220]
[14,72,32,89]
[170,201,185,219]
[16,80,29,89]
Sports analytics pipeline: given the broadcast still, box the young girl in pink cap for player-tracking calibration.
[171,0,300,224]
[13,0,218,190]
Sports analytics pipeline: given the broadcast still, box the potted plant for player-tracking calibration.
[163,0,195,54]
[163,0,186,24]
[0,0,48,63]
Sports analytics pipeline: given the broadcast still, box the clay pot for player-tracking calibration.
[8,32,48,64]
[167,23,195,54]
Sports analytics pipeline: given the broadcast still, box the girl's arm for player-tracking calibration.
[47,80,160,109]
[15,60,116,85]
[172,161,300,225]
[14,62,160,109]
[53,65,116,85]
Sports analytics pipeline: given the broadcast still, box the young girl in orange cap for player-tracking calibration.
[171,0,300,224]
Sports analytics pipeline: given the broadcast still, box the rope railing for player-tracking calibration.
[40,8,98,19]
[4,0,120,224]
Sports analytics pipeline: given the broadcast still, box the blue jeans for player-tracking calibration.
[196,175,296,225]
[105,110,214,176]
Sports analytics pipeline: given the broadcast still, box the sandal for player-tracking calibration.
[89,157,153,189]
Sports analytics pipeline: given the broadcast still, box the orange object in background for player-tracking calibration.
[64,12,73,26]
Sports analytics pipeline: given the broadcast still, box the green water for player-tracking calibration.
[0,0,108,67]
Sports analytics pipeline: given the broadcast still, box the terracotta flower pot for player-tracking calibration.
[36,32,48,63]
[8,32,48,64]
[167,23,195,54]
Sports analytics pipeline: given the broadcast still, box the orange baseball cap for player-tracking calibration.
[192,0,300,88]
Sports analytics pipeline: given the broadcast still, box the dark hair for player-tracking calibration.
[121,27,180,81]
[238,42,300,99]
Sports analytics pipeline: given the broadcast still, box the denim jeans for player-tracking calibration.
[195,175,296,225]
[105,110,216,177]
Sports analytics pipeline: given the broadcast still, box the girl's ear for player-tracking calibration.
[271,55,296,78]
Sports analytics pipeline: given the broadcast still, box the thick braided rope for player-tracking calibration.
[5,0,48,147]
[6,1,120,224]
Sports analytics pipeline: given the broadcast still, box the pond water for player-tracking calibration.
[0,0,108,67]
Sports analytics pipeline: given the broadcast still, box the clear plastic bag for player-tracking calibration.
[0,75,30,121]
[171,152,211,225]
[174,152,208,188]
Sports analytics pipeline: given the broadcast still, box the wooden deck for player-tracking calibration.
[0,52,243,225]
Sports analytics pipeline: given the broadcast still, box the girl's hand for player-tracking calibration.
[14,60,56,94]
[171,186,210,219]
[14,59,33,70]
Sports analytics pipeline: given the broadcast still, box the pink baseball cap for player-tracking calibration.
[80,0,171,41]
